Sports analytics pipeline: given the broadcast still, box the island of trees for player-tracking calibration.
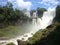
[0,2,47,28]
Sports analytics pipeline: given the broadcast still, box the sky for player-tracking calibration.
[0,0,60,10]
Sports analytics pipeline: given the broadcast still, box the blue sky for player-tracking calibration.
[24,0,46,9]
[0,0,60,10]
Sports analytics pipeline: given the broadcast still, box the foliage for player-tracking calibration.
[32,23,60,45]
[30,10,36,16]
[6,43,15,45]
[27,23,57,45]
[37,7,47,18]
[30,8,47,18]
[0,2,29,28]
[54,5,60,22]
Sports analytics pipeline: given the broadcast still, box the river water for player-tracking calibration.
[0,9,56,45]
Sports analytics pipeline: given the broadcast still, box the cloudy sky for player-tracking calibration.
[0,0,60,10]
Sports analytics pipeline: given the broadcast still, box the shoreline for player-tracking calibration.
[0,22,46,45]
[0,31,38,45]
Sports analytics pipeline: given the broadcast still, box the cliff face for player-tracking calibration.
[25,23,60,45]
[32,24,60,45]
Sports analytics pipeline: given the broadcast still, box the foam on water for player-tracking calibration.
[0,9,56,45]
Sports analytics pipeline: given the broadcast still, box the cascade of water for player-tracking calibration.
[0,9,56,45]
[32,12,37,24]
[30,9,56,35]
[32,9,56,29]
[40,9,56,29]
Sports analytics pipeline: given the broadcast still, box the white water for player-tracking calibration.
[0,9,56,45]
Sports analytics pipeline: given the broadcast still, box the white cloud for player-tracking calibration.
[8,0,32,10]
[38,0,59,10]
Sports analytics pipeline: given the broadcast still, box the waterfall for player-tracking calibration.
[0,9,56,45]
[40,9,56,29]
[32,12,37,24]
[32,9,56,29]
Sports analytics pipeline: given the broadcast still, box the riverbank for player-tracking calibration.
[0,22,31,39]
[27,23,57,45]
[0,22,58,45]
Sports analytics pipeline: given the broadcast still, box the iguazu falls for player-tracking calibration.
[0,0,60,45]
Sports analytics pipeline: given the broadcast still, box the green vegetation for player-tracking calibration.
[27,23,57,45]
[28,30,43,44]
[30,8,47,18]
[0,2,29,28]
[0,26,17,37]
[0,1,60,45]
[26,5,60,45]
[54,5,60,22]
[12,23,60,45]
[0,25,28,39]
[0,2,47,28]
[32,23,60,45]
[0,2,47,38]
[37,7,47,18]
[6,43,15,45]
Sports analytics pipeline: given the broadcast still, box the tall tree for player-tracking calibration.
[55,5,60,22]
[37,7,47,18]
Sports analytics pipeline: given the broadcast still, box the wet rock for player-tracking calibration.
[17,39,22,45]
[17,39,27,45]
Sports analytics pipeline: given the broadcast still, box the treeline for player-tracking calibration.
[0,2,47,28]
[30,7,47,18]
[54,5,60,22]
[0,2,29,28]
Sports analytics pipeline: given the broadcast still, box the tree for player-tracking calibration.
[37,7,47,18]
[30,10,36,16]
[55,5,60,22]
[0,2,29,28]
